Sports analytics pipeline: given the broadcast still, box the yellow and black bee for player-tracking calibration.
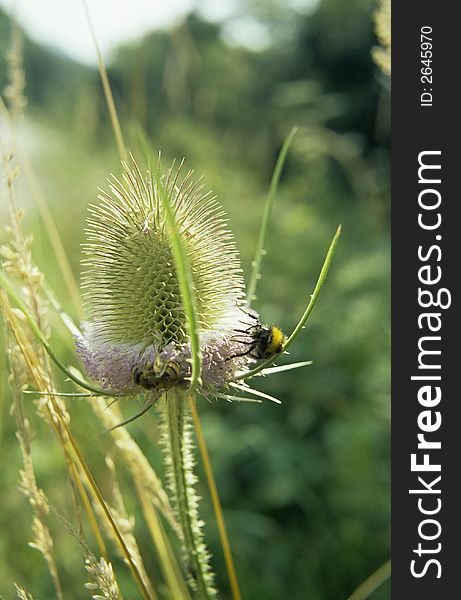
[229,311,286,360]
[132,356,185,391]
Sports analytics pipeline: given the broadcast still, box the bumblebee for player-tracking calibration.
[132,356,185,391]
[252,323,285,359]
[230,317,286,360]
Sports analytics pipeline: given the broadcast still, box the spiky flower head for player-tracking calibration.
[76,158,253,393]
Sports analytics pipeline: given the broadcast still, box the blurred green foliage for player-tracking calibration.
[0,0,389,598]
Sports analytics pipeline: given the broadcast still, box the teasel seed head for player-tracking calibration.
[76,158,253,393]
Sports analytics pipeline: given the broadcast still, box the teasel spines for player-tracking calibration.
[81,158,246,351]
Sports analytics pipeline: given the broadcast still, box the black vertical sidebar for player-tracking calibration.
[392,2,459,598]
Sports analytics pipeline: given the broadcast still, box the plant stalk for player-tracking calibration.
[163,391,216,599]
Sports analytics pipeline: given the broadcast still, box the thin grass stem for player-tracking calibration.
[3,294,101,598]
[346,560,391,600]
[68,459,109,560]
[232,225,341,382]
[0,271,124,396]
[284,224,342,350]
[188,396,242,600]
[81,0,127,163]
[23,391,93,397]
[133,473,192,600]
[0,95,84,319]
[42,281,82,337]
[65,426,156,600]
[247,127,297,305]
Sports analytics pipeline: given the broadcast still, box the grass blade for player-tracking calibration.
[232,225,341,381]
[2,288,151,598]
[42,281,82,338]
[134,473,192,600]
[0,96,84,320]
[346,559,391,600]
[81,0,127,163]
[283,224,341,350]
[247,127,297,305]
[23,391,93,397]
[65,427,156,600]
[0,271,122,396]
[154,168,202,392]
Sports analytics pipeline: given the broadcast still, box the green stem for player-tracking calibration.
[164,392,216,599]
[346,559,391,600]
[283,224,342,351]
[188,396,242,600]
[232,224,341,382]
[247,126,297,305]
[81,0,127,163]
